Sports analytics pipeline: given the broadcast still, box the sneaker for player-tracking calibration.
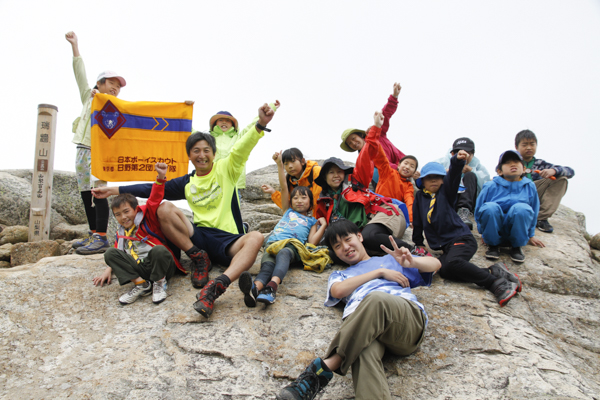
[510,247,525,263]
[239,271,258,308]
[189,250,212,288]
[485,245,500,260]
[276,358,333,400]
[193,279,227,318]
[537,219,554,233]
[119,282,152,305]
[72,231,93,249]
[489,262,522,292]
[76,233,109,255]
[411,247,432,257]
[243,222,250,233]
[490,278,518,307]
[257,286,276,305]
[152,277,168,304]
[457,207,474,230]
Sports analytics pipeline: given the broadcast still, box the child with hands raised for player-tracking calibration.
[413,151,521,307]
[241,152,328,306]
[93,162,185,305]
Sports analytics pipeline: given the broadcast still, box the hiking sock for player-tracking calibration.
[185,245,202,257]
[267,281,278,292]
[216,274,231,287]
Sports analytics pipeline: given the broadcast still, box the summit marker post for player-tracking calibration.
[28,104,58,242]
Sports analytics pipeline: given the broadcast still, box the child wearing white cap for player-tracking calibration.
[65,31,126,256]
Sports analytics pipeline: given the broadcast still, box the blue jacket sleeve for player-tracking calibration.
[474,181,492,230]
[120,174,191,201]
[528,181,540,238]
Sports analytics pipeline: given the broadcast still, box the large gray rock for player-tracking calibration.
[590,232,600,250]
[10,240,61,267]
[0,203,599,399]
[0,244,12,261]
[0,225,28,245]
[0,170,84,230]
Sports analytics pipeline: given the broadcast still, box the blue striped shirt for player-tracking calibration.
[325,254,433,321]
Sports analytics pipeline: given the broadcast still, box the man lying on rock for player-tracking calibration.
[92,102,278,318]
[276,219,440,400]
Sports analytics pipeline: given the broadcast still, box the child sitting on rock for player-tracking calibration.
[515,129,575,233]
[262,147,322,217]
[92,163,186,305]
[433,137,490,230]
[340,82,406,187]
[413,154,521,307]
[475,150,545,263]
[241,152,329,305]
[316,111,412,258]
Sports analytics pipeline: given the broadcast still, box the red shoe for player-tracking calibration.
[411,247,432,257]
[189,250,212,288]
[194,279,227,318]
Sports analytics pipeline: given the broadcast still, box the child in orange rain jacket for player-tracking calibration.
[262,148,322,218]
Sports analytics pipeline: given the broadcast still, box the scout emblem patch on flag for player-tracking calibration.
[91,93,192,182]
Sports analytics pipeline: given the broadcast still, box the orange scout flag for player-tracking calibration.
[91,93,192,182]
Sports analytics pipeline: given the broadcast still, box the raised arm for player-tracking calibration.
[274,151,290,210]
[381,83,400,135]
[65,31,80,57]
[353,111,383,187]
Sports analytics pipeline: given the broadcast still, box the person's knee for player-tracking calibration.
[104,247,118,261]
[156,201,177,222]
[246,231,264,248]
[149,245,170,257]
[509,203,534,218]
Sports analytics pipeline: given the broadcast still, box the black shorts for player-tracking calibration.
[191,226,243,267]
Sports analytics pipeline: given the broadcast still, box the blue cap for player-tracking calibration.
[415,162,446,189]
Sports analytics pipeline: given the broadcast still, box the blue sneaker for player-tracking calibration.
[76,233,109,255]
[276,358,333,400]
[72,231,93,249]
[257,286,276,305]
[239,271,258,308]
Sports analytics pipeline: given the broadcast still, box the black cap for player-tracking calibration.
[315,157,354,189]
[496,150,524,170]
[451,137,475,153]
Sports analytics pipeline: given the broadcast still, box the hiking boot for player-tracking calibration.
[193,279,227,318]
[76,233,109,255]
[489,262,522,292]
[189,250,212,288]
[257,285,276,305]
[243,222,250,233]
[457,207,474,230]
[152,277,168,304]
[510,247,525,263]
[411,247,432,257]
[239,271,258,308]
[537,219,554,233]
[72,231,93,249]
[485,245,500,260]
[276,358,333,400]
[490,278,518,307]
[119,282,152,305]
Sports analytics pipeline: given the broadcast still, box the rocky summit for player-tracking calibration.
[0,168,599,399]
